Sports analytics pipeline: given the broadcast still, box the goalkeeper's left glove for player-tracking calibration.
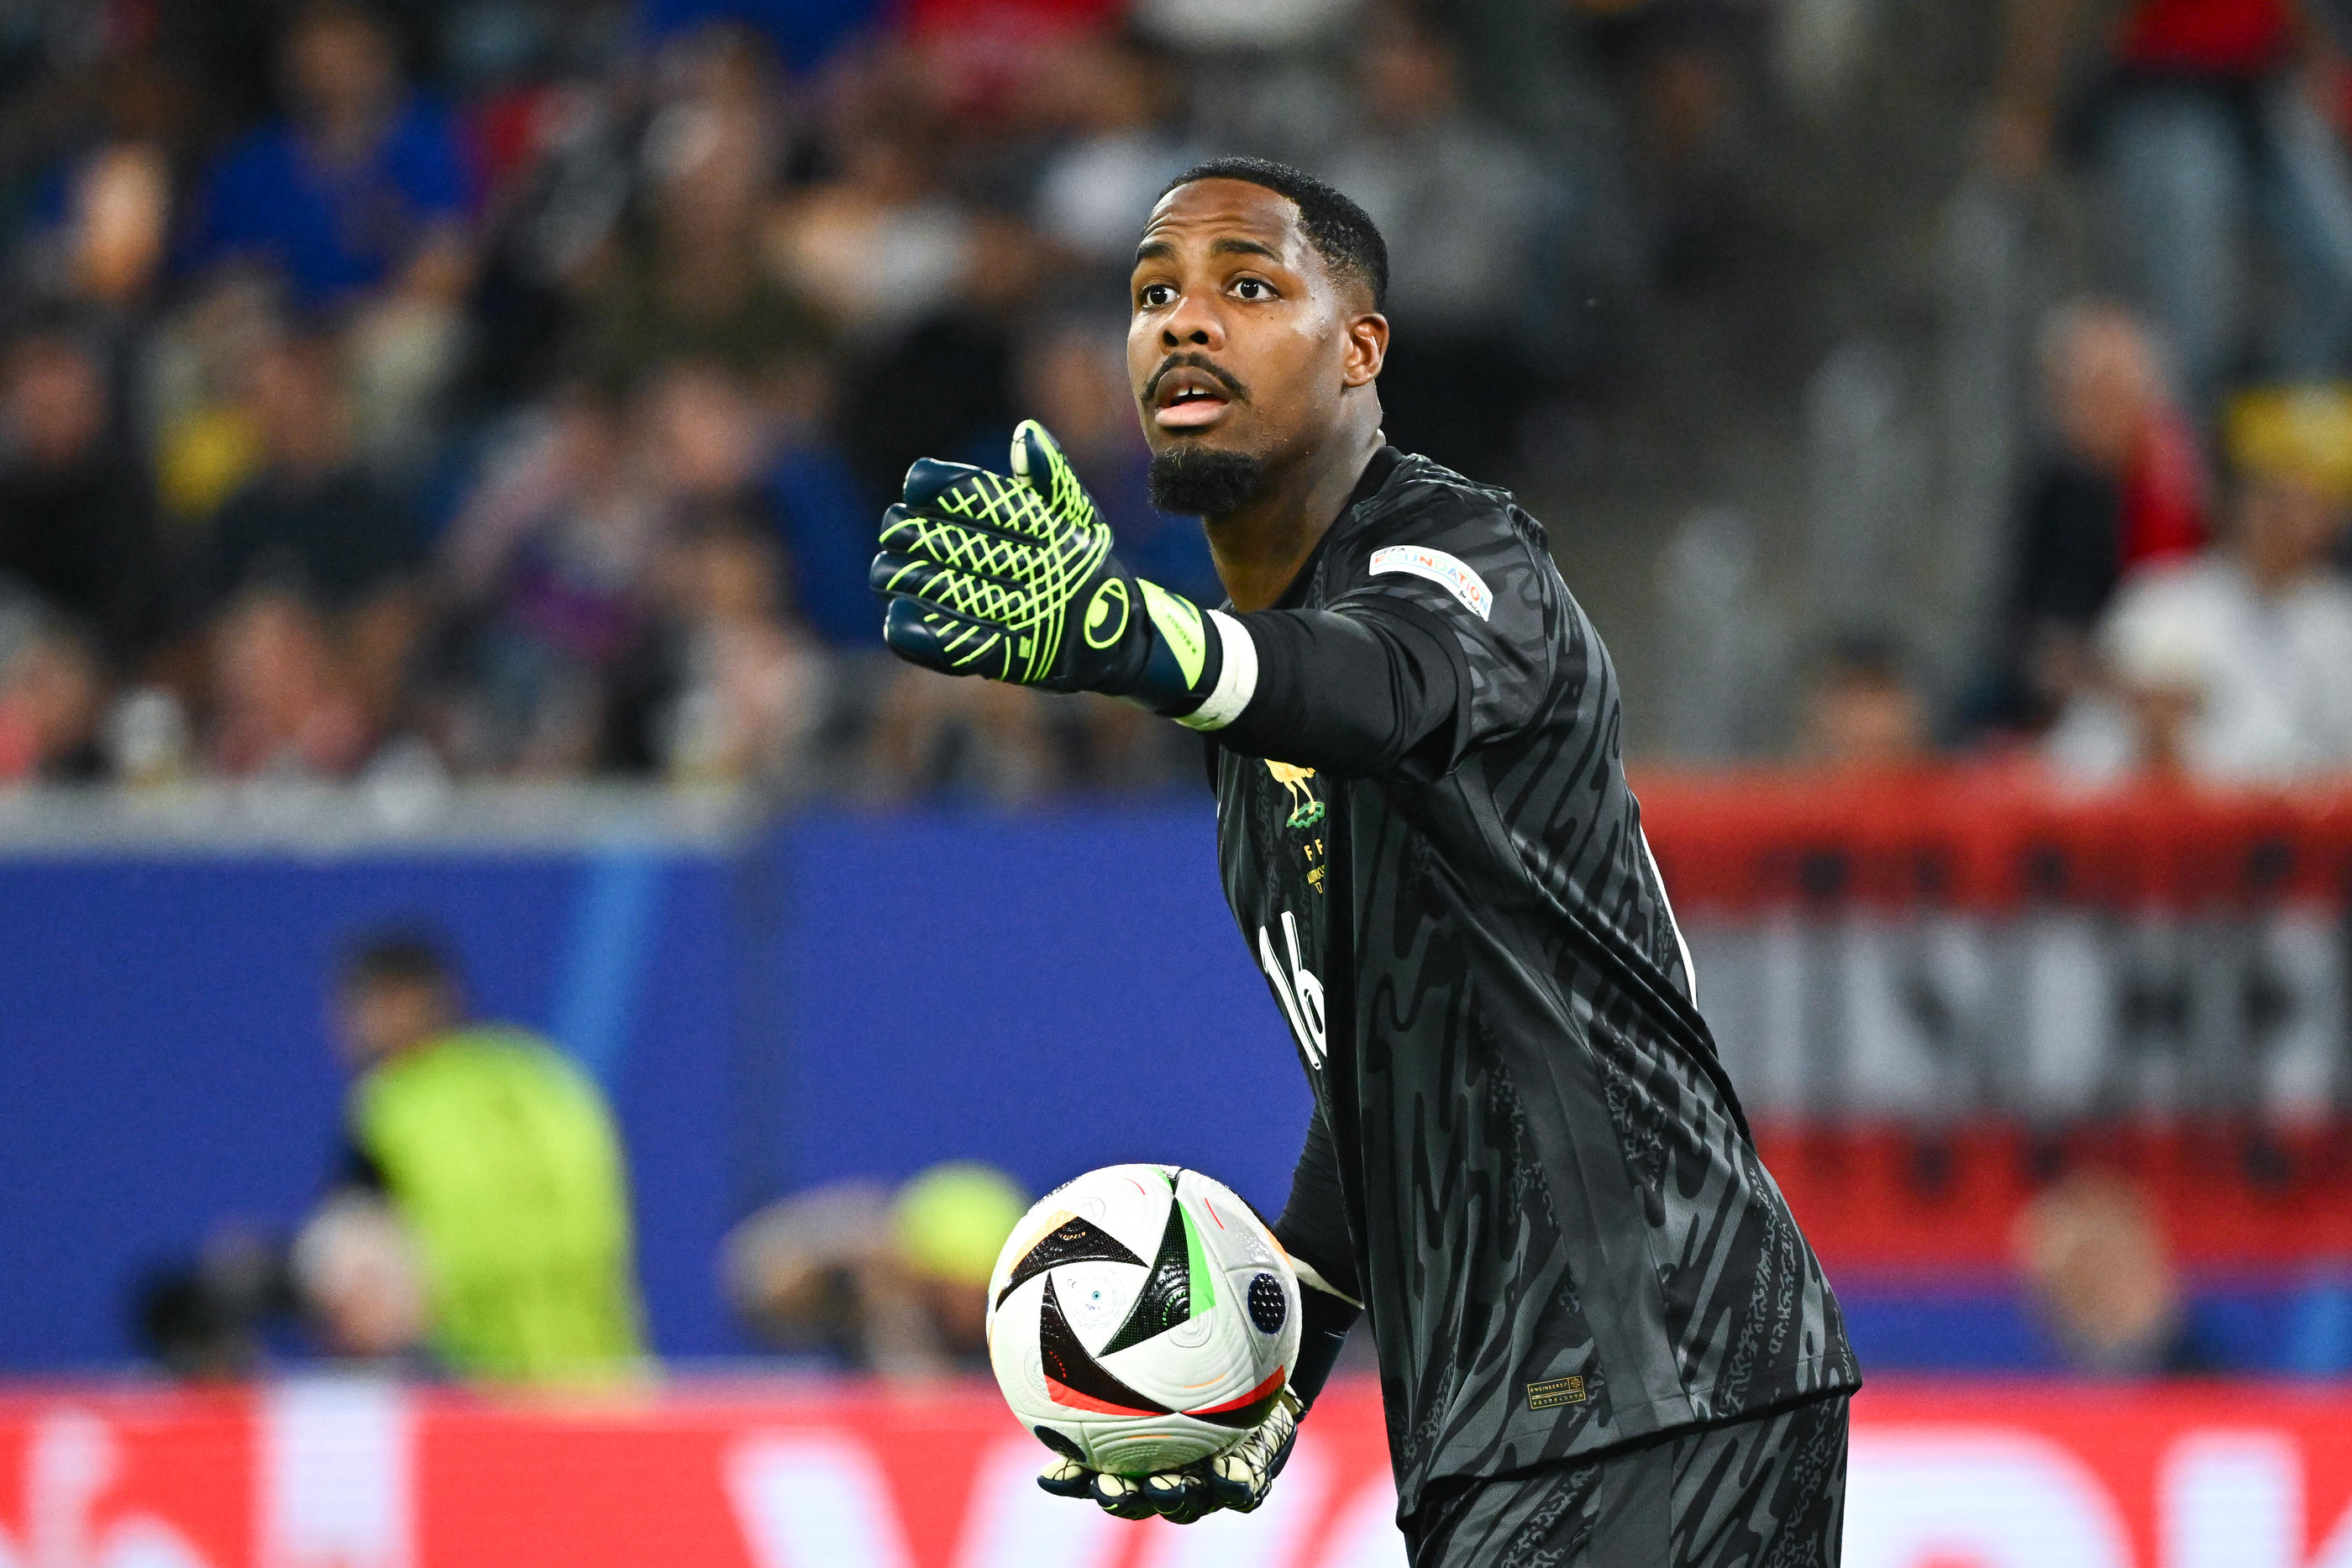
[1036,1386,1302,1525]
[869,421,1249,727]
[1030,1261,1358,1525]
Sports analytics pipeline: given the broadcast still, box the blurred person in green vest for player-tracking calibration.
[296,932,645,1383]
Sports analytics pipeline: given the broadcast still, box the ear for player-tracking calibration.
[1341,312,1388,389]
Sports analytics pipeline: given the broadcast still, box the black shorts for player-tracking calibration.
[1401,1394,1850,1568]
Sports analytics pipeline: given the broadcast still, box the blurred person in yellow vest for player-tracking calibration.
[295,932,645,1383]
[723,1162,1026,1377]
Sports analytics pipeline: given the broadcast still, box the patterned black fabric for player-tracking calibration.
[1214,452,1858,1518]
[1403,1394,1851,1568]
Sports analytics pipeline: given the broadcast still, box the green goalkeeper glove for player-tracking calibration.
[870,422,1246,723]
[1036,1386,1303,1525]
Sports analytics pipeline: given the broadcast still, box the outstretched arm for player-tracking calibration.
[871,423,1475,780]
[1192,605,1462,779]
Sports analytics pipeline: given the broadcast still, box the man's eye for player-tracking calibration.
[1234,279,1275,301]
[1139,283,1176,308]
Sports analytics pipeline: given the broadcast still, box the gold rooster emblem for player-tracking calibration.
[1264,760,1325,830]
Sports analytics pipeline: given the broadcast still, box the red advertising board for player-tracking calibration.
[1,1379,2349,1567]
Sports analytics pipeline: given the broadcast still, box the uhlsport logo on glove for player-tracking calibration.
[1084,579,1131,650]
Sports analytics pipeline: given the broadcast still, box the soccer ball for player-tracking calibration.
[986,1164,1302,1478]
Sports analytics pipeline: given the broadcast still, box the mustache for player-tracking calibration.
[1142,353,1251,405]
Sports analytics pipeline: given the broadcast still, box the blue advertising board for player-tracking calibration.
[0,800,1305,1370]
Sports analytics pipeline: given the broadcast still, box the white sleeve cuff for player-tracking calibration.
[1177,610,1258,732]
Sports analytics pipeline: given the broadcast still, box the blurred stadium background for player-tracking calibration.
[2,0,2351,1562]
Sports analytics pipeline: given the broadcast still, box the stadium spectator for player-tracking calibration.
[1029,34,1194,281]
[0,324,157,665]
[1986,0,2352,410]
[291,1193,431,1367]
[643,357,776,525]
[305,933,645,1382]
[724,1162,1026,1377]
[180,2,475,317]
[2046,396,2352,784]
[102,684,194,786]
[770,121,976,345]
[1571,0,1762,288]
[34,98,178,315]
[0,615,103,782]
[762,360,883,649]
[564,27,827,391]
[132,1227,298,1380]
[2014,1171,2223,1375]
[441,383,662,773]
[604,522,832,785]
[203,333,423,619]
[1978,302,2208,733]
[777,56,1028,506]
[146,276,281,531]
[1323,14,1558,478]
[205,588,375,779]
[867,659,1061,801]
[2,29,213,319]
[1801,632,1934,772]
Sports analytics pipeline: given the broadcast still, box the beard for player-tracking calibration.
[1147,444,1268,518]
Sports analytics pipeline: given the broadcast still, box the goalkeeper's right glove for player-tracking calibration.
[869,421,1253,728]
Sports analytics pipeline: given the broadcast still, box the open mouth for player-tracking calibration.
[1148,362,1241,432]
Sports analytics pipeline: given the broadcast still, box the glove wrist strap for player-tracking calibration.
[1121,597,1262,733]
[1175,611,1257,731]
[1120,583,1227,718]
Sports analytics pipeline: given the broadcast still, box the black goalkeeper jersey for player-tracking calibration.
[1209,449,1857,1519]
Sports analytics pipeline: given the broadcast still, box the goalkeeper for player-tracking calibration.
[872,157,1858,1566]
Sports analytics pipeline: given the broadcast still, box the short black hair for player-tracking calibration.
[341,931,455,993]
[1159,157,1389,310]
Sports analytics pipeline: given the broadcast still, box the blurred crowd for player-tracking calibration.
[1823,0,2352,789]
[7,0,2352,799]
[1848,312,2352,788]
[0,0,1721,799]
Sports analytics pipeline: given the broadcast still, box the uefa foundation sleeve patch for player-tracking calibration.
[1525,1376,1587,1410]
[1370,545,1493,620]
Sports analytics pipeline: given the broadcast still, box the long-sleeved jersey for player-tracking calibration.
[1205,448,1858,1520]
